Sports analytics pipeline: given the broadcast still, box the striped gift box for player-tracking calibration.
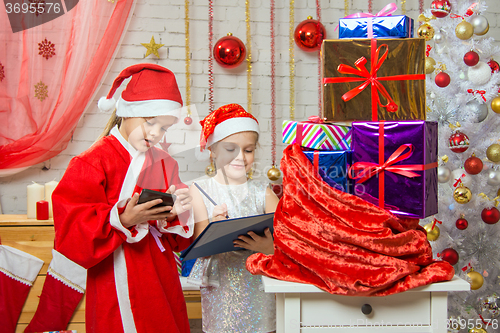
[282,119,351,150]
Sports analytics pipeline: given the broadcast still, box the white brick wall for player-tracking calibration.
[1,0,499,214]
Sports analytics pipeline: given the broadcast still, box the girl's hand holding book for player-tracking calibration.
[234,229,274,255]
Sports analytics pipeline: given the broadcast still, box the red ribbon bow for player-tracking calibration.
[307,115,325,123]
[349,144,422,183]
[426,45,432,57]
[453,173,466,187]
[323,39,425,121]
[467,89,486,102]
[450,2,478,19]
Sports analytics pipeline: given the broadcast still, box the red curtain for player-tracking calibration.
[0,0,135,175]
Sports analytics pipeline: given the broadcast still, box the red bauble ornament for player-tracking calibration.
[440,248,459,265]
[213,33,246,68]
[481,207,500,224]
[435,72,451,87]
[184,116,193,125]
[488,59,500,73]
[294,17,326,52]
[456,216,469,230]
[448,131,470,153]
[464,51,480,67]
[430,0,452,18]
[464,155,483,175]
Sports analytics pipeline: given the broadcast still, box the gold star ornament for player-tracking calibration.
[141,36,164,58]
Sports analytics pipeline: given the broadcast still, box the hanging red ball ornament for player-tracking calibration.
[184,116,193,125]
[294,17,327,52]
[464,51,480,67]
[482,207,500,224]
[464,154,483,175]
[435,71,451,87]
[488,59,500,73]
[430,0,452,18]
[213,33,246,68]
[440,248,459,265]
[448,131,470,153]
[456,216,469,230]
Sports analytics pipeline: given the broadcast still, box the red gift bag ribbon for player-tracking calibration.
[349,122,437,208]
[323,39,425,121]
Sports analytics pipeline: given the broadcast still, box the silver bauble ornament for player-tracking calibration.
[468,62,492,86]
[438,165,452,183]
[430,92,436,99]
[449,168,473,188]
[471,15,489,35]
[433,31,445,44]
[465,100,488,123]
[479,294,500,320]
[486,168,500,186]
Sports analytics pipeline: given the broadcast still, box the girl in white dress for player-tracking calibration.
[188,104,279,333]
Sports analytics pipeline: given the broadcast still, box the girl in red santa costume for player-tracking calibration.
[50,64,194,333]
[188,104,280,333]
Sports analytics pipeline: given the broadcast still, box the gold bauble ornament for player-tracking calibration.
[491,96,500,114]
[486,144,500,162]
[469,328,487,333]
[475,23,489,36]
[423,223,440,241]
[455,21,474,40]
[467,270,484,290]
[453,186,472,204]
[425,57,436,74]
[267,166,281,181]
[205,163,216,177]
[417,23,435,41]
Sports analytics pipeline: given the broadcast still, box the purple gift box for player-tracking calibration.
[351,121,438,219]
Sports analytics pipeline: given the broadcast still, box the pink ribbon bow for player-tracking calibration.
[339,3,398,38]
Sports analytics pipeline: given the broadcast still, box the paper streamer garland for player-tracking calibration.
[185,0,191,117]
[289,0,295,120]
[271,0,277,166]
[246,0,252,113]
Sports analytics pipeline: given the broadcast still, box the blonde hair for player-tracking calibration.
[96,109,123,142]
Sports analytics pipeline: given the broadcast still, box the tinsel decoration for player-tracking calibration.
[419,0,424,14]
[0,62,4,82]
[401,0,406,15]
[208,0,214,113]
[270,0,277,169]
[38,38,56,60]
[184,0,192,124]
[316,0,322,116]
[34,80,48,101]
[368,0,372,14]
[344,0,349,17]
[289,0,295,120]
[245,0,252,113]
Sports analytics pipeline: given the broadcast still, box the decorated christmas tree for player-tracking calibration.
[420,0,500,331]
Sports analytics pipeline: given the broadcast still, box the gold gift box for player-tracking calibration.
[321,38,426,122]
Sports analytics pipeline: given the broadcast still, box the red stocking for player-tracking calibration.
[0,245,44,333]
[24,250,86,333]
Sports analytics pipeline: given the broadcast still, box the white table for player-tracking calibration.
[262,276,470,333]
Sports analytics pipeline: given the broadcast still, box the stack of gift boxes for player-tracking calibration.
[282,11,438,219]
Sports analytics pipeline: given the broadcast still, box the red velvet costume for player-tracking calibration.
[247,144,455,296]
[52,130,192,333]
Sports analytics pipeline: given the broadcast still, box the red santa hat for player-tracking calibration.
[98,63,183,118]
[200,104,259,149]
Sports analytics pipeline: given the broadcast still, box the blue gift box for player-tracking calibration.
[303,150,353,194]
[339,15,414,39]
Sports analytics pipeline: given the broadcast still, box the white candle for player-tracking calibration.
[45,180,59,218]
[27,182,45,219]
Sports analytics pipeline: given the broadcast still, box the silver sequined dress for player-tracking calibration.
[188,178,276,333]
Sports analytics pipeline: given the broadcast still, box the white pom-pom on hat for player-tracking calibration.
[97,96,117,112]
